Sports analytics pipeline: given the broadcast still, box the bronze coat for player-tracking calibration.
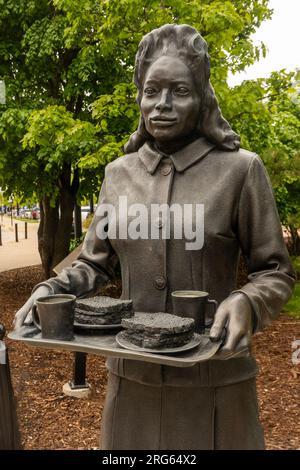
[41,137,294,387]
[37,137,295,448]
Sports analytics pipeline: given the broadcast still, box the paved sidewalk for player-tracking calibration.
[0,215,41,272]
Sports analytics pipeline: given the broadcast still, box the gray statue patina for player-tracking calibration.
[0,324,20,449]
[15,24,295,449]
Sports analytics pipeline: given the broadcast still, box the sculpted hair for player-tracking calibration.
[124,24,240,153]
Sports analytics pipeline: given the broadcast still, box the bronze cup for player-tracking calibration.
[32,294,76,341]
[171,290,218,334]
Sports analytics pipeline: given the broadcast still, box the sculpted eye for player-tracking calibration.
[144,87,158,96]
[174,86,189,95]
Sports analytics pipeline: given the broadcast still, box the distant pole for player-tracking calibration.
[0,225,2,246]
[71,352,88,388]
[24,222,28,239]
[62,352,91,398]
[10,208,12,227]
[14,223,18,243]
[89,195,94,215]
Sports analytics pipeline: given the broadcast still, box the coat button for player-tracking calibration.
[160,163,172,175]
[154,275,167,289]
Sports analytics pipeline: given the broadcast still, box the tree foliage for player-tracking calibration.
[2,0,299,271]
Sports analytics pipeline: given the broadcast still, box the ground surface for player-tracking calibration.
[0,265,299,450]
[0,215,40,272]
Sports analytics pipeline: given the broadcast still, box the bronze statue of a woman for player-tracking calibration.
[15,24,295,449]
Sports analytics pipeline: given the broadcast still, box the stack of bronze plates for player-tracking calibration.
[75,296,134,326]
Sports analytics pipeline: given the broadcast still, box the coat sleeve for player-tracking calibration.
[33,176,119,298]
[232,154,295,332]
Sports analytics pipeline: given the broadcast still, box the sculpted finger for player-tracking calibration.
[24,310,33,326]
[235,334,251,354]
[209,308,228,341]
[14,308,29,329]
[14,299,34,328]
[222,328,244,353]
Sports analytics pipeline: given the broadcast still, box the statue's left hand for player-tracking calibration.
[209,293,253,356]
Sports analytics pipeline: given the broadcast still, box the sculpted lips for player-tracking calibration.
[150,116,177,127]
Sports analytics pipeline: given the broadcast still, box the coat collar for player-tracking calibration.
[138,137,215,174]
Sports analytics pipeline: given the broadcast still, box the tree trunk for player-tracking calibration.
[37,165,80,278]
[51,186,75,269]
[38,197,59,278]
[74,203,82,239]
[287,225,300,256]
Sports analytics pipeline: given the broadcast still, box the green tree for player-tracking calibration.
[261,73,300,255]
[0,0,273,275]
[222,69,300,254]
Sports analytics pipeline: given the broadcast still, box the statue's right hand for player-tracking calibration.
[13,285,52,329]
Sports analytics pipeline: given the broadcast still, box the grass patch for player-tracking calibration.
[283,282,300,318]
[14,217,39,223]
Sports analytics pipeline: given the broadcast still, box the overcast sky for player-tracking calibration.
[228,0,300,86]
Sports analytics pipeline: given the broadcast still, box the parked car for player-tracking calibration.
[19,206,40,219]
[18,209,27,218]
[30,208,40,219]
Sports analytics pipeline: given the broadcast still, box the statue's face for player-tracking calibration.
[140,55,200,143]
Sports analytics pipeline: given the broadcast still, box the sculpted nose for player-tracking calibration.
[155,89,172,111]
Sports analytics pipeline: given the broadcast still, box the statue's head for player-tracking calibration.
[125,24,240,153]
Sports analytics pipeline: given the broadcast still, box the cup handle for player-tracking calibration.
[206,299,218,327]
[31,304,41,330]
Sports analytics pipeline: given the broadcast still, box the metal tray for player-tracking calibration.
[8,326,226,367]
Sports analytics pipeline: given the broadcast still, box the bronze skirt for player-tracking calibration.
[101,372,265,450]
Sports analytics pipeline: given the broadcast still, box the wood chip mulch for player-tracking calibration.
[0,265,299,450]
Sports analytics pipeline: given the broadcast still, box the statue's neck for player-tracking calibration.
[153,131,199,155]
